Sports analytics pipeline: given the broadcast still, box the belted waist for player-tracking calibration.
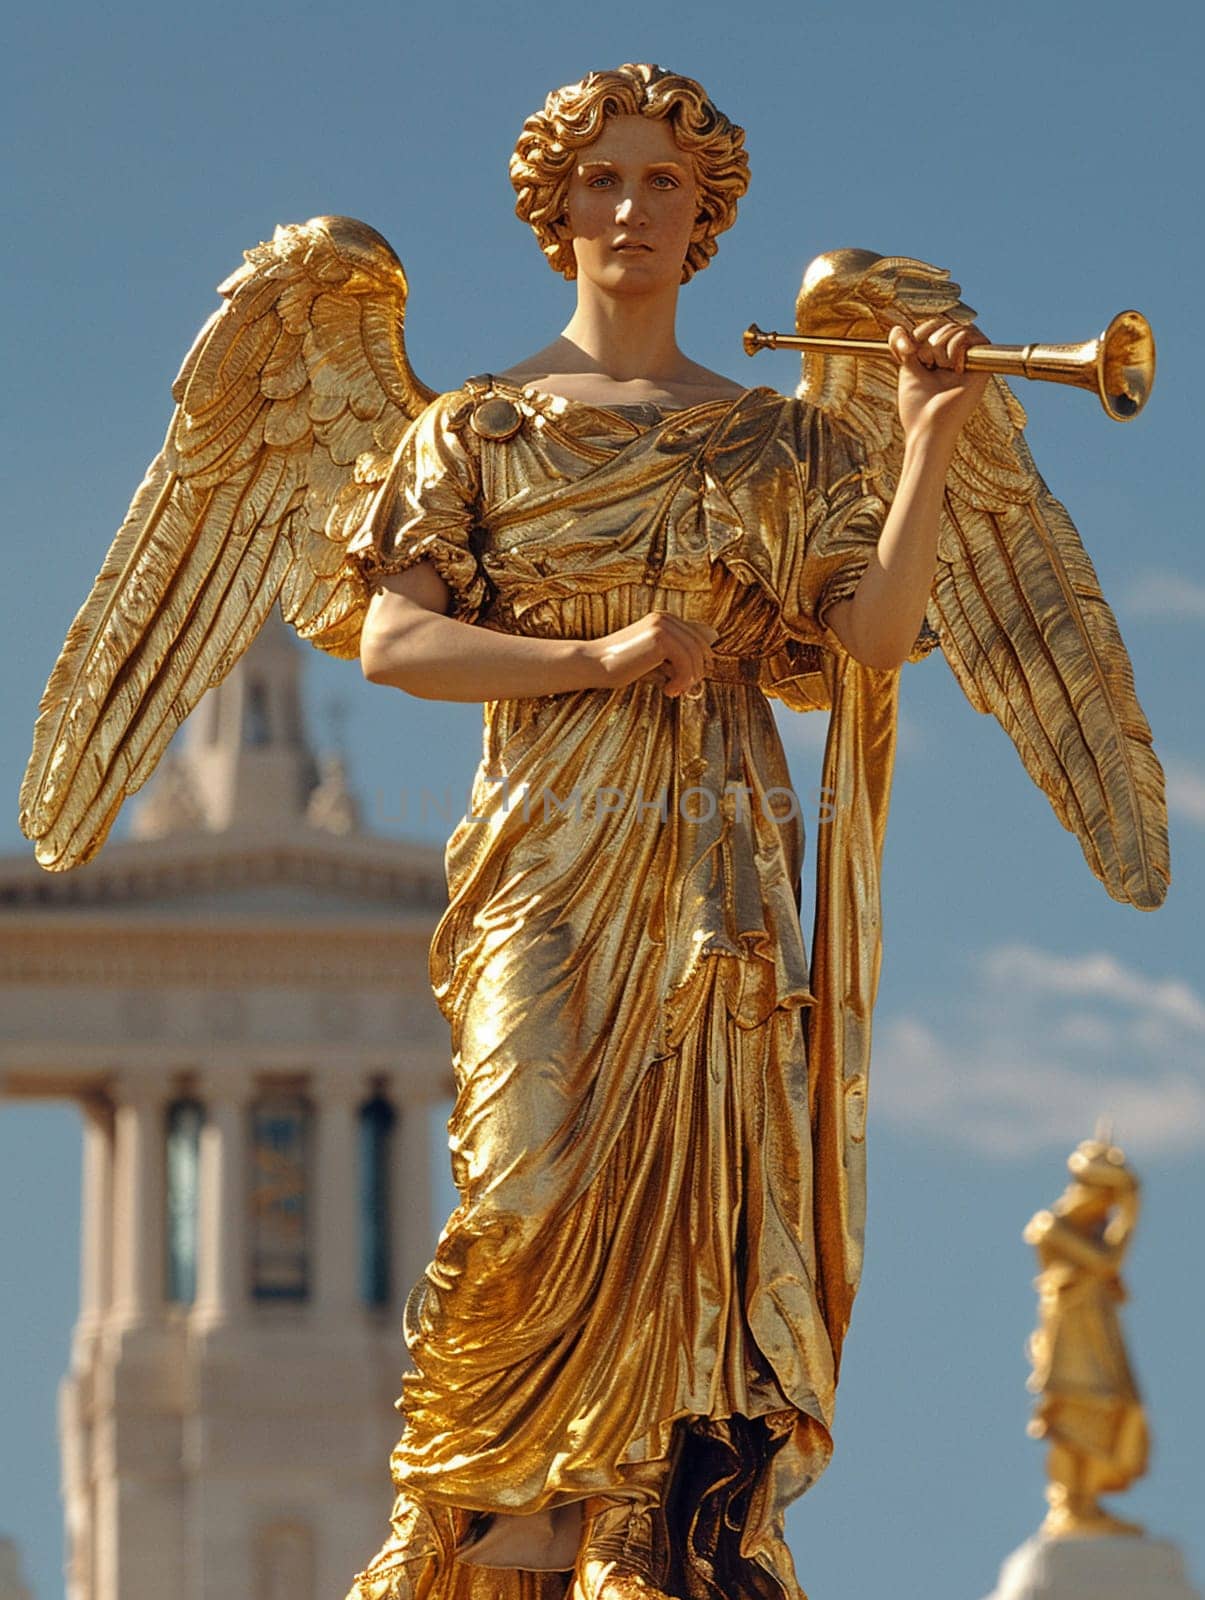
[703,655,762,684]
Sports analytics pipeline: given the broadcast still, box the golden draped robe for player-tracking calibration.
[1025,1210,1150,1490]
[345,377,912,1600]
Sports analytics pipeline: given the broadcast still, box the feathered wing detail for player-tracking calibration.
[20,215,436,871]
[795,249,1169,909]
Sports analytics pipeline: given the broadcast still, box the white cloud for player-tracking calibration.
[870,941,1205,1159]
[1164,757,1205,829]
[979,943,1205,1031]
[1121,570,1205,621]
[774,705,924,760]
[776,707,830,756]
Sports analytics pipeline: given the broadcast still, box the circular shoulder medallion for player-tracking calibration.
[469,396,524,442]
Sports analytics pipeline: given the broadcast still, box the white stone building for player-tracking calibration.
[0,614,455,1600]
[0,1541,33,1600]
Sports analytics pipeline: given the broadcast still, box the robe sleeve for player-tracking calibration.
[750,401,940,713]
[792,406,889,639]
[345,391,489,625]
[784,404,940,664]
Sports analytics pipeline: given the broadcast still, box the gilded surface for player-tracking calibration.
[344,378,903,1600]
[18,226,1168,915]
[1023,1137,1150,1540]
[793,250,1169,909]
[15,213,1171,1600]
[18,216,433,872]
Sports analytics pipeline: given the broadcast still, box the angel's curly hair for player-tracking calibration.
[510,63,749,284]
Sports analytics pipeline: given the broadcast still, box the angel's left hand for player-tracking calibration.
[888,316,992,446]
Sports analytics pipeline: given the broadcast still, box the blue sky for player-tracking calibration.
[2,1,1203,1597]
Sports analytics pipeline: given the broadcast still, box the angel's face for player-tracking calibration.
[559,114,699,295]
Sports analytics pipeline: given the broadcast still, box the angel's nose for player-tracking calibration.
[614,192,647,226]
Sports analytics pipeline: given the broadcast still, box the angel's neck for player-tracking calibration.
[559,283,686,384]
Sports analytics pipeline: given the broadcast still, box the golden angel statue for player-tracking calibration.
[1024,1136,1150,1540]
[18,61,1169,1600]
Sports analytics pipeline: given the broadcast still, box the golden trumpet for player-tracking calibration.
[742,310,1156,422]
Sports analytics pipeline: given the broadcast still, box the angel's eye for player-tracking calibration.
[650,174,680,189]
[587,174,616,188]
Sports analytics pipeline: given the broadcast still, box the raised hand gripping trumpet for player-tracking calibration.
[743,308,1156,421]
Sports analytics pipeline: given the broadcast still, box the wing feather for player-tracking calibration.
[795,248,1169,908]
[67,529,295,860]
[21,215,437,870]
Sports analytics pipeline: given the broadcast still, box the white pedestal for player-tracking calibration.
[983,1534,1201,1600]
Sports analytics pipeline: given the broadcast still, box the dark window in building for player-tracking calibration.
[359,1096,395,1307]
[250,1092,311,1300]
[166,1098,204,1305]
[245,679,272,747]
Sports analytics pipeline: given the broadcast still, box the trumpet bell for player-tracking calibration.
[1010,311,1156,420]
[1097,310,1156,422]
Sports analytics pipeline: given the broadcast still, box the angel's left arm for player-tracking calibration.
[825,316,990,669]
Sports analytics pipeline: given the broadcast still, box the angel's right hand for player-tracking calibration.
[887,315,991,445]
[584,612,719,697]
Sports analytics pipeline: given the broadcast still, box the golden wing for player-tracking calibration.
[795,249,1169,910]
[20,215,435,872]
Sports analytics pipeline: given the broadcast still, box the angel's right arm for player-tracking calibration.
[355,391,717,700]
[360,562,602,699]
[360,564,717,701]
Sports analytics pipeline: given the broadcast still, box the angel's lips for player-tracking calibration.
[611,241,653,254]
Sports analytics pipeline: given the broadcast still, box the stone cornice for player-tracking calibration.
[1,1047,455,1102]
[0,827,447,913]
[0,919,438,987]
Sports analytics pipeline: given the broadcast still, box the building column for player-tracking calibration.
[59,1372,93,1600]
[110,1074,167,1330]
[193,1067,249,1331]
[393,1082,436,1310]
[313,1069,368,1325]
[64,1094,114,1600]
[74,1092,115,1357]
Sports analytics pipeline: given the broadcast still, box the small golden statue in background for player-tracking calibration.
[1024,1135,1150,1540]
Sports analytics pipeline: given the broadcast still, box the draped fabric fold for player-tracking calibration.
[344,381,900,1600]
